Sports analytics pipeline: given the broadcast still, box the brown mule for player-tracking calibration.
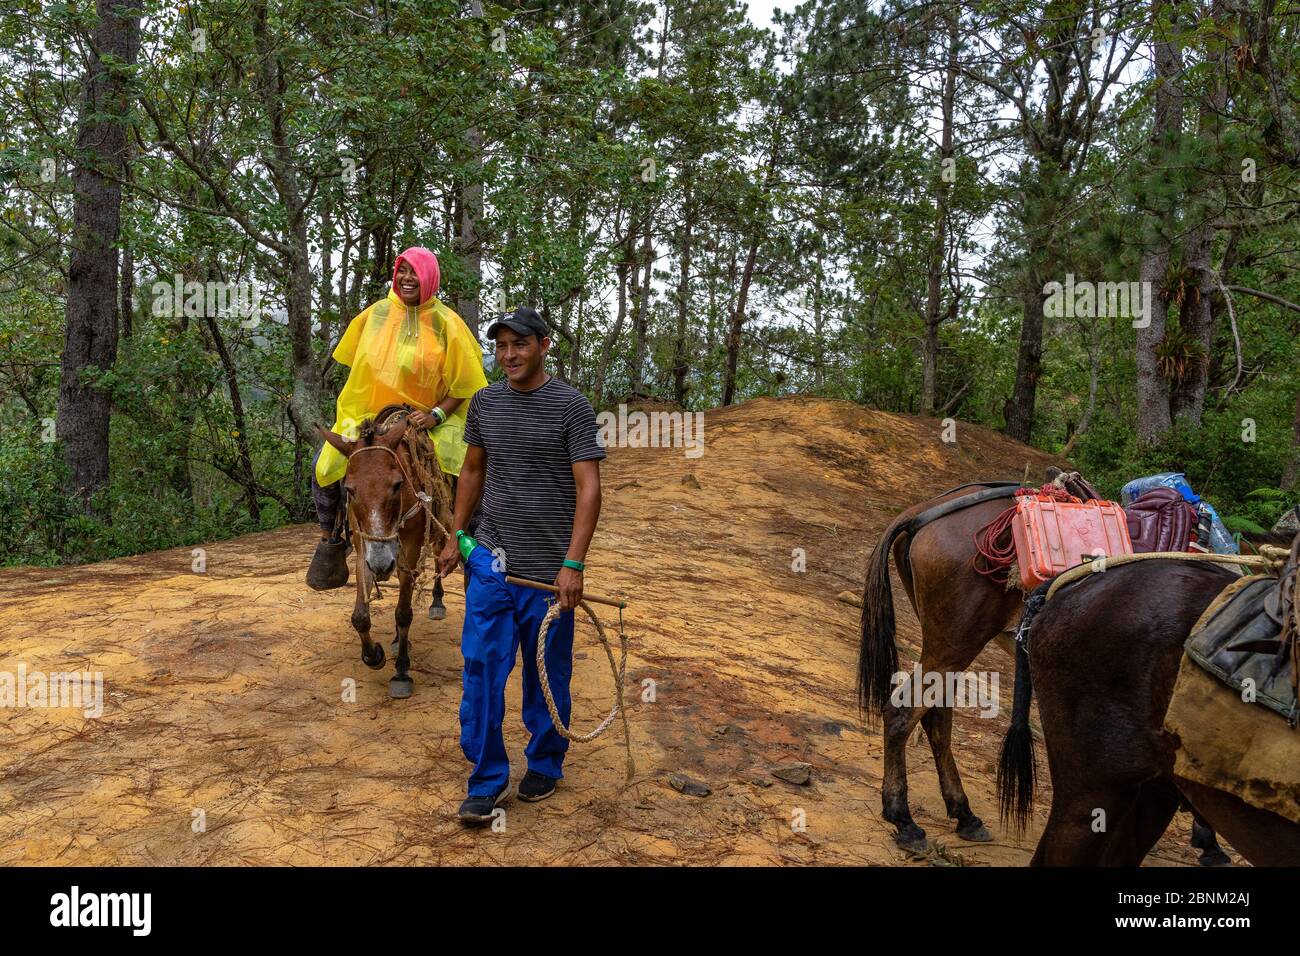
[998,555,1298,866]
[857,471,1098,852]
[318,409,453,699]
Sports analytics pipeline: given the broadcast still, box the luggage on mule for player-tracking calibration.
[1010,493,1133,591]
[1125,487,1198,553]
[1121,472,1237,554]
[1163,541,1300,824]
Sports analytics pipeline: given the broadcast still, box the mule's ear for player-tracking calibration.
[1045,466,1062,482]
[318,425,355,457]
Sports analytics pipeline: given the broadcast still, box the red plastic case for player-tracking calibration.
[1011,496,1134,590]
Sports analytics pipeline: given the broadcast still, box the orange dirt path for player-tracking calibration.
[0,396,1222,865]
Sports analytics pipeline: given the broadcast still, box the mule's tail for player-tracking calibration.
[858,512,908,725]
[998,584,1048,835]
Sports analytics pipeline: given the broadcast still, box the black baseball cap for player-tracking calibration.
[486,306,549,341]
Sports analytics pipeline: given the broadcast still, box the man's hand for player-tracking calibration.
[436,539,460,578]
[409,410,435,430]
[555,565,583,610]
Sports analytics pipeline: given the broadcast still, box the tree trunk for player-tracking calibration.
[56,0,141,515]
[593,228,636,408]
[253,0,322,437]
[119,241,134,340]
[317,183,335,349]
[203,313,261,522]
[672,173,694,405]
[921,7,958,417]
[458,3,485,339]
[1283,389,1300,490]
[1004,274,1046,443]
[630,209,654,394]
[1136,0,1185,445]
[722,230,760,407]
[1170,3,1227,425]
[1005,15,1078,443]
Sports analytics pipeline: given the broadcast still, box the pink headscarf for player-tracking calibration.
[392,247,441,305]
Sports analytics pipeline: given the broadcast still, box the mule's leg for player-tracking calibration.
[1033,782,1178,866]
[428,574,447,621]
[881,699,930,852]
[1098,779,1181,866]
[908,616,1008,844]
[1032,790,1118,866]
[389,570,415,699]
[353,534,384,670]
[1188,807,1231,867]
[921,706,991,841]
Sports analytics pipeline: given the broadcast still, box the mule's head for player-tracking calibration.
[319,419,411,582]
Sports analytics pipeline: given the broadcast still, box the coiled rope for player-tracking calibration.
[973,484,1080,583]
[535,597,635,782]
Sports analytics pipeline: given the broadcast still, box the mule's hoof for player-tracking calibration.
[388,675,413,699]
[428,603,446,621]
[956,819,993,843]
[894,825,929,854]
[1198,849,1231,867]
[362,643,385,670]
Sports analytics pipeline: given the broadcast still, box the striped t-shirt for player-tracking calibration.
[462,376,606,582]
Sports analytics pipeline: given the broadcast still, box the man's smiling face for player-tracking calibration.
[493,327,548,384]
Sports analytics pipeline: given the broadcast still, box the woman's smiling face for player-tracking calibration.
[395,260,421,305]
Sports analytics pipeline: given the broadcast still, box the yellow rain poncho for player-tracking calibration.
[315,290,487,487]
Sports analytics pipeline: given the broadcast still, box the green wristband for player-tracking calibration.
[562,559,585,572]
[432,406,447,425]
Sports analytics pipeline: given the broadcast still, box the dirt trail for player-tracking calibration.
[0,396,1220,865]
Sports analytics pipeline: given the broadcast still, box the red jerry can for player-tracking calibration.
[1011,496,1134,590]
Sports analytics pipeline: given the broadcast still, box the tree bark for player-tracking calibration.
[203,313,261,522]
[458,2,485,338]
[1170,0,1227,425]
[252,0,322,439]
[921,6,958,418]
[1283,389,1300,490]
[593,223,636,408]
[1136,0,1185,445]
[672,172,694,405]
[56,0,140,515]
[629,209,654,394]
[722,229,760,407]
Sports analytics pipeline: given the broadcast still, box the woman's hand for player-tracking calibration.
[408,410,435,429]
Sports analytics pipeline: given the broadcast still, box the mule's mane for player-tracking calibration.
[357,418,382,446]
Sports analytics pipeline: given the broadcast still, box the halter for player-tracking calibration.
[347,443,426,543]
[346,437,450,608]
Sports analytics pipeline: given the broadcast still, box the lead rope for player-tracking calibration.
[534,598,635,782]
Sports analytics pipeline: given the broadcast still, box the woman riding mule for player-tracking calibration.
[307,247,487,596]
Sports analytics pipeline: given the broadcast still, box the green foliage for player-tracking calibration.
[1,0,1298,567]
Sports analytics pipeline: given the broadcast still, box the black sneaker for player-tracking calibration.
[457,786,510,824]
[517,770,558,803]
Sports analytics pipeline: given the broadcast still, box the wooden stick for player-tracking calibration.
[505,575,628,609]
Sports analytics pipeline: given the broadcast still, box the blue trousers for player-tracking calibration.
[459,546,575,797]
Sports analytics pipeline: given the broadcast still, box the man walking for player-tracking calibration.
[436,306,605,823]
